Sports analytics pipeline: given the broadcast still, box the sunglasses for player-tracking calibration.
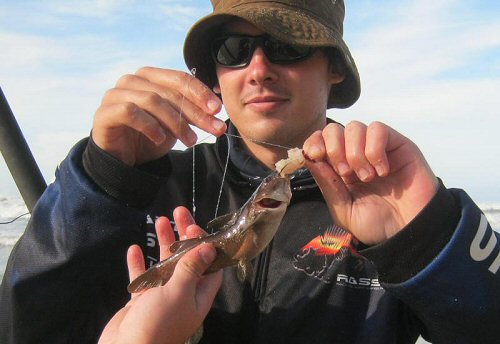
[211,34,315,68]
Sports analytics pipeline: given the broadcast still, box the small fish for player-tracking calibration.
[128,172,292,293]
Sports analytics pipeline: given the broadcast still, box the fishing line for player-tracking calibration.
[214,134,231,223]
[192,143,196,217]
[0,212,30,225]
[176,68,199,219]
[178,68,197,135]
[224,132,293,150]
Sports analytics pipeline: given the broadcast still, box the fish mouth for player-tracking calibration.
[257,198,285,209]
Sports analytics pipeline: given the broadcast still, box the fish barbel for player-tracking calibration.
[128,172,292,293]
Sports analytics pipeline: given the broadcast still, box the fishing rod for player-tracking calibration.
[0,87,47,213]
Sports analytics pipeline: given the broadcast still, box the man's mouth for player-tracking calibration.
[243,94,289,111]
[245,95,288,104]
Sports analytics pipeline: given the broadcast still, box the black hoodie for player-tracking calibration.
[1,121,499,343]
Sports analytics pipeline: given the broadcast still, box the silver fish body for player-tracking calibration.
[128,172,292,293]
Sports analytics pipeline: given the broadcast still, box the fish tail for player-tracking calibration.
[127,263,175,293]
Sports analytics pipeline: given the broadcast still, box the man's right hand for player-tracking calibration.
[92,67,225,166]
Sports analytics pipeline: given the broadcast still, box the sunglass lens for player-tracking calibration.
[264,39,312,62]
[212,35,314,67]
[213,36,252,67]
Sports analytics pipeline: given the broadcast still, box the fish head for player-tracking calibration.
[235,173,292,256]
[252,172,292,213]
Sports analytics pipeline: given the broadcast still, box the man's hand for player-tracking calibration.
[303,121,439,245]
[99,207,222,344]
[92,67,225,166]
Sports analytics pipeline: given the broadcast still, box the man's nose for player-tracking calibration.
[246,47,279,85]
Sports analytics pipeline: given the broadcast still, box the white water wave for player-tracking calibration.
[0,196,29,247]
[0,196,28,218]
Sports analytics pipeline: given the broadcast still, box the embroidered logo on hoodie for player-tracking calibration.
[293,225,365,284]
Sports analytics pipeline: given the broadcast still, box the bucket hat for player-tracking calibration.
[183,0,360,109]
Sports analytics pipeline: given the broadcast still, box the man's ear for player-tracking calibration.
[213,83,221,94]
[329,65,345,86]
[326,48,346,85]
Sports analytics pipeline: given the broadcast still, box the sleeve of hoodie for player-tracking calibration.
[361,180,500,343]
[0,138,164,344]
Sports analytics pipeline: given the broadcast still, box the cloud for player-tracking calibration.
[1,0,499,203]
[34,132,90,176]
[348,1,500,85]
[48,0,136,19]
[0,32,69,70]
[334,0,500,201]
[159,3,212,31]
[340,0,500,120]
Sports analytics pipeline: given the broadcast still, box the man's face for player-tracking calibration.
[214,19,344,148]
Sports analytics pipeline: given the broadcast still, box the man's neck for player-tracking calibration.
[240,138,286,171]
[227,115,330,171]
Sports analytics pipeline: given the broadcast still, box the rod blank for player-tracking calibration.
[0,87,46,213]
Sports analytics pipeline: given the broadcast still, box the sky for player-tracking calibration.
[1,0,499,204]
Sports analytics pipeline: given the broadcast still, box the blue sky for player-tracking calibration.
[1,0,499,204]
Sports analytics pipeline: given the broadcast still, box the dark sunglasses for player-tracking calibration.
[211,34,315,68]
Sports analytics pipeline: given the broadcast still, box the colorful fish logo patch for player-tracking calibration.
[293,225,361,283]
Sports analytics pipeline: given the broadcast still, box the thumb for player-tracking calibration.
[170,244,217,293]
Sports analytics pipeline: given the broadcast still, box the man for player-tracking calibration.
[1,1,499,343]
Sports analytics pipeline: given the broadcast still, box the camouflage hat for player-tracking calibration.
[183,0,360,109]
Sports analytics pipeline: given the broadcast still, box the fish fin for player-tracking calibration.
[252,231,260,247]
[185,325,203,344]
[207,212,238,233]
[127,262,174,293]
[334,247,351,261]
[169,237,203,254]
[236,260,253,283]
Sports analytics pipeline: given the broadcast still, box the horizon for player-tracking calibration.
[1,0,500,202]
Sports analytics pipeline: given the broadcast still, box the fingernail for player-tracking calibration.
[337,162,350,176]
[186,130,197,146]
[155,126,167,145]
[375,163,387,176]
[357,167,370,181]
[207,99,220,112]
[307,145,322,160]
[200,245,216,265]
[212,119,226,132]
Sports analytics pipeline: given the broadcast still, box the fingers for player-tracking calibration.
[169,244,222,312]
[173,206,207,240]
[343,121,374,182]
[305,159,349,204]
[94,99,170,145]
[304,121,393,184]
[92,67,226,166]
[98,88,196,147]
[127,245,146,296]
[135,67,226,135]
[156,210,206,263]
[103,69,225,141]
[194,264,223,314]
[155,217,176,261]
[175,244,216,282]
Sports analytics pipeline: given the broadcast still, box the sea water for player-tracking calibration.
[1,196,500,280]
